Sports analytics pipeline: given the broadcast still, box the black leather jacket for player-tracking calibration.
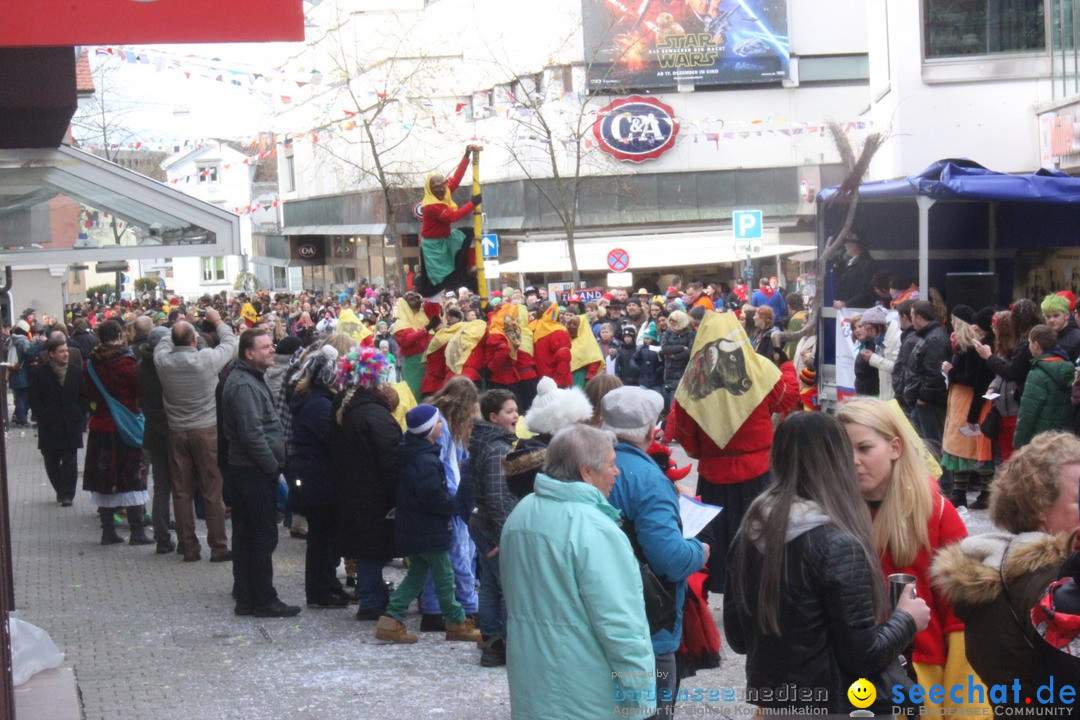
[903,322,951,408]
[725,523,917,713]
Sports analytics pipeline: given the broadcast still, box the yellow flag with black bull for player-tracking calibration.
[336,308,372,346]
[240,302,259,327]
[674,310,781,449]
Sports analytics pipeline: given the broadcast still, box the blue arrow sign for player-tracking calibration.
[481,233,499,259]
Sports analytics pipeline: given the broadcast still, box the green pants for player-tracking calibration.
[401,353,424,401]
[385,550,464,623]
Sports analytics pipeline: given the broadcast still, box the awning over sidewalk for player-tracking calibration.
[0,144,240,265]
[496,229,814,274]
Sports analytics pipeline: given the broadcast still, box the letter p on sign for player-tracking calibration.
[733,210,763,241]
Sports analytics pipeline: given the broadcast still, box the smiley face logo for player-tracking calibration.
[848,678,876,709]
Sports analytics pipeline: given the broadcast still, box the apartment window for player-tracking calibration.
[925,0,1045,57]
[197,164,219,183]
[272,266,287,288]
[284,148,296,193]
[201,256,226,282]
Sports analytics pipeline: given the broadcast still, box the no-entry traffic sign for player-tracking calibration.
[607,248,630,273]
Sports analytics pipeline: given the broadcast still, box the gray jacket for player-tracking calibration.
[220,359,285,476]
[154,324,238,430]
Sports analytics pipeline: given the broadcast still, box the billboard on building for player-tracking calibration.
[582,0,790,92]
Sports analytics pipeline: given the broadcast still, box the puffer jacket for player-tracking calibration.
[903,322,950,407]
[933,531,1075,710]
[1013,350,1076,448]
[288,386,335,508]
[724,500,917,714]
[394,432,454,556]
[220,359,285,476]
[501,474,655,720]
[660,328,695,391]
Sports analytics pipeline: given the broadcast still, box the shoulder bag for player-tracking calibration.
[622,517,678,636]
[87,359,145,448]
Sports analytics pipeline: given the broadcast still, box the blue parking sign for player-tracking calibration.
[733,210,763,240]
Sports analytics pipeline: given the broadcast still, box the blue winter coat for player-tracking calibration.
[395,432,454,556]
[630,344,664,389]
[288,386,335,508]
[607,442,705,655]
[751,289,788,327]
[501,474,656,719]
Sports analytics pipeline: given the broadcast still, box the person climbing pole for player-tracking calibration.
[418,144,484,299]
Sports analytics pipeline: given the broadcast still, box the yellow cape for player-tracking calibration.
[531,303,564,344]
[514,304,534,356]
[390,297,427,335]
[240,302,258,325]
[674,310,781,449]
[391,380,418,430]
[489,303,522,360]
[336,308,372,345]
[570,314,604,371]
[421,174,458,211]
[424,319,487,374]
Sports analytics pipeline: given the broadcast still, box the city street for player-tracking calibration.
[7,425,993,719]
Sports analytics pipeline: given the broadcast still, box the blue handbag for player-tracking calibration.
[86,359,145,448]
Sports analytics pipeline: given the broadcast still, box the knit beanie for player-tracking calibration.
[973,306,996,336]
[950,304,976,325]
[524,377,594,436]
[1042,293,1071,316]
[799,367,816,386]
[405,404,440,437]
[642,322,659,342]
[275,335,302,357]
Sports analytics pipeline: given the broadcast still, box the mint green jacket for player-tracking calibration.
[501,474,656,719]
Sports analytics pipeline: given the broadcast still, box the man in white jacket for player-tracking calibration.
[860,305,901,401]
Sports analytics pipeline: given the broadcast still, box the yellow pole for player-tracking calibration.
[472,147,487,309]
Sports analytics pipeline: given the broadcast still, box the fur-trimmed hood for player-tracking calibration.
[524,376,593,436]
[932,531,1073,607]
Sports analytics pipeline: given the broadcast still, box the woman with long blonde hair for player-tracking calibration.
[837,397,989,714]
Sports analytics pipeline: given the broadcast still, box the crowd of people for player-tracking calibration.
[4,233,1080,717]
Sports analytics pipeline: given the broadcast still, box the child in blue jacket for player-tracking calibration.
[375,404,481,645]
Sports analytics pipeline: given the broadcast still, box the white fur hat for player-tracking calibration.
[525,376,593,436]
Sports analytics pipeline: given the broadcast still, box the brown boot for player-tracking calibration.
[375,615,417,644]
[445,617,482,642]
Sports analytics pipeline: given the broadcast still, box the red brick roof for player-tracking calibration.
[76,49,94,95]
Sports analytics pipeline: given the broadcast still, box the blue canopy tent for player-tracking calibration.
[815,158,1080,405]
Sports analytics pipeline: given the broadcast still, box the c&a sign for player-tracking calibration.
[593,96,680,163]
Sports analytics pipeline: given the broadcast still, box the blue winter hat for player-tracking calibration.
[406,404,440,437]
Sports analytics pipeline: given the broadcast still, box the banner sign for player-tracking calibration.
[2,0,305,46]
[582,0,789,92]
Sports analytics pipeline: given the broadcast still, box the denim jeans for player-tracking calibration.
[354,557,390,611]
[469,525,506,639]
[12,387,28,424]
[649,652,678,719]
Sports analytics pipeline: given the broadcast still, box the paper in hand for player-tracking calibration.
[679,495,722,539]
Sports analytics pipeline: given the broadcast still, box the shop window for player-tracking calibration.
[925,0,1045,58]
[273,266,287,288]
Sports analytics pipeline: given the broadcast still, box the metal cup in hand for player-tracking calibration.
[888,573,917,608]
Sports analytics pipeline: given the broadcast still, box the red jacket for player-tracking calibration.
[420,155,476,239]
[394,327,432,359]
[874,490,966,665]
[421,344,449,395]
[516,349,537,381]
[486,332,521,386]
[673,360,798,483]
[533,329,572,388]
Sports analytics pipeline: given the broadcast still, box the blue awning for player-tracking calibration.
[819,158,1080,204]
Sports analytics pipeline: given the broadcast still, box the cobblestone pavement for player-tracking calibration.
[7,425,993,720]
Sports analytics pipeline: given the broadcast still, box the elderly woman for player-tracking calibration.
[502,425,656,719]
[933,430,1080,711]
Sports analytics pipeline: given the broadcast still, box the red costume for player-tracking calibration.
[420,155,476,240]
[530,305,572,388]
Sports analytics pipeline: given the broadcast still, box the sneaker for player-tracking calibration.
[420,613,446,632]
[251,600,302,618]
[375,615,417,644]
[445,617,482,642]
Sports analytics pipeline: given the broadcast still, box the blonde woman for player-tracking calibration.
[939,306,996,507]
[838,397,989,714]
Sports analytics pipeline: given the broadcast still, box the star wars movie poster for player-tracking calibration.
[582,0,789,91]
